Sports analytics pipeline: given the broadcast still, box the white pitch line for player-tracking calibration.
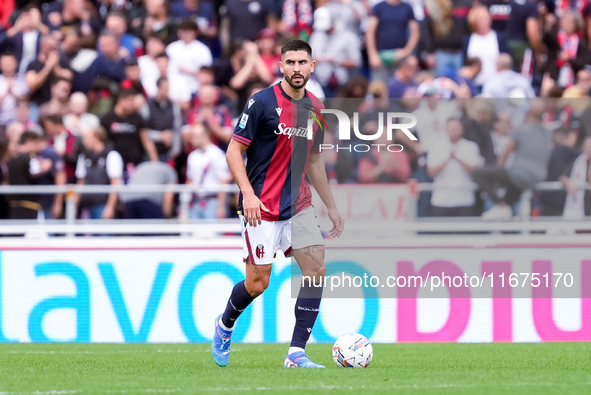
[6,350,214,355]
[0,391,81,395]
[2,383,590,395]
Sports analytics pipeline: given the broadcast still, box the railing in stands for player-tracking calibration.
[0,182,588,237]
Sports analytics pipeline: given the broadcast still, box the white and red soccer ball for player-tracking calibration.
[332,333,373,368]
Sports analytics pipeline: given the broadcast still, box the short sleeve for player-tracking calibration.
[464,141,482,166]
[215,152,230,181]
[371,2,381,17]
[232,95,264,146]
[186,151,198,182]
[106,151,124,179]
[526,1,538,18]
[166,165,178,184]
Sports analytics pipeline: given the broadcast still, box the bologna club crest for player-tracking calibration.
[256,244,265,259]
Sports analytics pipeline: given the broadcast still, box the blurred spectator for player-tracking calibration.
[0,51,29,126]
[171,0,217,34]
[58,26,81,69]
[387,56,418,98]
[316,0,367,37]
[138,34,167,98]
[482,53,536,98]
[461,100,497,165]
[543,10,591,88]
[121,161,177,219]
[455,57,481,97]
[43,0,101,37]
[366,0,419,81]
[223,0,270,42]
[135,0,178,44]
[473,100,552,221]
[427,118,482,216]
[75,126,122,219]
[155,52,170,83]
[490,111,513,160]
[38,76,71,122]
[560,137,591,219]
[1,5,44,75]
[34,119,67,219]
[122,58,147,109]
[25,34,72,112]
[6,131,48,219]
[423,0,471,78]
[506,0,542,73]
[143,77,182,162]
[100,88,158,169]
[63,92,100,136]
[6,100,36,147]
[44,113,79,183]
[228,41,273,110]
[71,32,125,93]
[281,0,313,40]
[483,0,512,32]
[540,126,581,216]
[464,6,510,88]
[104,11,143,59]
[166,19,213,104]
[358,127,411,183]
[412,93,459,153]
[309,7,362,97]
[188,84,233,147]
[563,68,591,100]
[186,124,230,219]
[257,28,280,78]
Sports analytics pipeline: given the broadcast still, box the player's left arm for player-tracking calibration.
[307,152,344,238]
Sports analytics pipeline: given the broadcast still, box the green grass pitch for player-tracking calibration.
[1,343,590,394]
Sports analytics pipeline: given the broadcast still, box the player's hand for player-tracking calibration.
[327,208,344,238]
[243,192,269,227]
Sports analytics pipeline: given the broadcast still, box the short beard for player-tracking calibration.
[284,73,309,90]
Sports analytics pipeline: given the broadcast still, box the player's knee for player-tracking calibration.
[247,278,269,297]
[302,265,326,281]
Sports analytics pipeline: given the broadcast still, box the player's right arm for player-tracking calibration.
[226,139,269,227]
[229,95,270,226]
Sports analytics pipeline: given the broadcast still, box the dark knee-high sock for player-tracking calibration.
[290,280,323,350]
[221,280,255,329]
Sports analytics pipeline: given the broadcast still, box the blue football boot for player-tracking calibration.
[284,351,326,368]
[211,314,232,367]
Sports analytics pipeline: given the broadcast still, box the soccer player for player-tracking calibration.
[211,39,344,368]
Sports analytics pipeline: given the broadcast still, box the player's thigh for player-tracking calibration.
[244,258,273,287]
[289,206,326,278]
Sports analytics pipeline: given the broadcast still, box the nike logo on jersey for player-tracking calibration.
[248,99,255,108]
[276,107,282,116]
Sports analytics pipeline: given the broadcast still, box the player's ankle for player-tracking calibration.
[219,317,234,331]
[288,346,305,355]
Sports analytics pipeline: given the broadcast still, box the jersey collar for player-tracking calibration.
[278,80,308,102]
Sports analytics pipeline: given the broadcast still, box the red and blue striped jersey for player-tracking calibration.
[232,82,325,221]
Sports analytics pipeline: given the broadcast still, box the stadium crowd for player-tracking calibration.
[0,0,590,222]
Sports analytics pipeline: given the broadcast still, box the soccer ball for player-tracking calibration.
[332,333,373,368]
